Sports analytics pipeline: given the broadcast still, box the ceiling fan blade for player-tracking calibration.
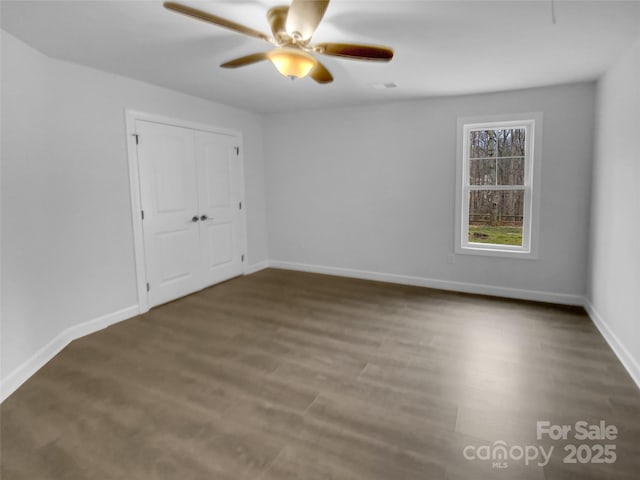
[315,43,394,61]
[164,2,271,42]
[220,52,269,68]
[286,0,329,41]
[309,62,333,84]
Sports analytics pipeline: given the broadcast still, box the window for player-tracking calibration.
[455,113,542,258]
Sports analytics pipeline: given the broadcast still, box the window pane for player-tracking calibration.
[497,157,525,185]
[469,130,497,158]
[469,158,496,185]
[468,189,524,246]
[497,128,526,157]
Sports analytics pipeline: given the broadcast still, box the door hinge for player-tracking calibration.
[146,282,150,292]
[234,146,240,155]
[241,254,245,263]
[133,133,139,145]
[238,201,242,210]
[141,210,145,220]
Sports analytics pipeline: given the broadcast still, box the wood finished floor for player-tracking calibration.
[2,269,639,480]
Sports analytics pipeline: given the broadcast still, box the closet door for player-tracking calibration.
[136,120,244,308]
[195,131,243,286]
[136,121,201,307]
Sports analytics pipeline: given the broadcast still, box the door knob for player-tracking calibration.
[200,215,208,221]
[191,216,199,222]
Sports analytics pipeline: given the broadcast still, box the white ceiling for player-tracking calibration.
[2,1,640,113]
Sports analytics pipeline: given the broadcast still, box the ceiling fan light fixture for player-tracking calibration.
[164,1,393,84]
[267,47,317,79]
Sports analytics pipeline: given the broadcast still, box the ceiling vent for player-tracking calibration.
[370,82,397,90]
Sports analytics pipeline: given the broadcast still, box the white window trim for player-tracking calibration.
[455,113,542,259]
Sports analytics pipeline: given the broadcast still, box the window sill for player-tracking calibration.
[456,245,538,260]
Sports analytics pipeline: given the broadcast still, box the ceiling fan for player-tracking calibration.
[163,0,394,84]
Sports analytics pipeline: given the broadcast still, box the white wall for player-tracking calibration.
[588,36,640,385]
[0,31,268,390]
[264,83,595,301]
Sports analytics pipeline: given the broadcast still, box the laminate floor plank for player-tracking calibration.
[2,269,639,479]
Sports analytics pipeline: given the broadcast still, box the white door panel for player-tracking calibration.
[137,120,201,307]
[196,131,242,286]
[202,222,233,267]
[202,142,231,209]
[156,229,197,284]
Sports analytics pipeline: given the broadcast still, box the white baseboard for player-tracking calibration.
[0,305,139,403]
[268,260,584,306]
[583,299,640,390]
[245,260,270,275]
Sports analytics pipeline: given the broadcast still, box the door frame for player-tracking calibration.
[124,109,248,314]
